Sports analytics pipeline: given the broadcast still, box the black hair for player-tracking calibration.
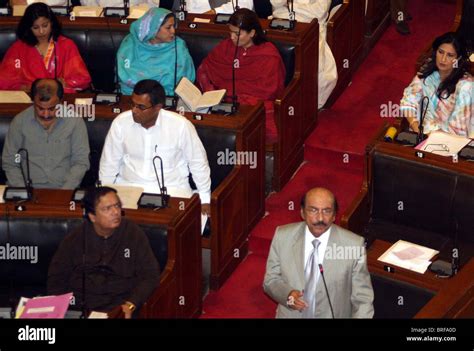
[30,78,64,101]
[16,3,62,46]
[419,32,469,99]
[229,8,267,45]
[456,0,473,55]
[300,191,339,214]
[83,186,118,219]
[161,12,177,29]
[133,79,165,106]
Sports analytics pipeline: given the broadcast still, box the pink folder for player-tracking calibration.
[19,293,73,319]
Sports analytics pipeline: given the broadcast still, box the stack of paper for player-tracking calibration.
[0,91,32,104]
[377,240,439,274]
[415,131,471,156]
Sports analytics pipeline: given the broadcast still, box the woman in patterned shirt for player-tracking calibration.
[401,32,473,138]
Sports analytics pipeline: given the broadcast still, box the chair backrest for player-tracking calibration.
[370,150,474,245]
[0,113,237,194]
[0,26,296,92]
[0,216,168,304]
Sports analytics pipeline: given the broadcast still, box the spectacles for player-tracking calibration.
[304,208,334,216]
[98,202,122,213]
[130,102,154,111]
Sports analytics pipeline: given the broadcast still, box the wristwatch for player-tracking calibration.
[124,301,136,312]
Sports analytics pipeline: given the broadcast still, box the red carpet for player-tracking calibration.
[202,0,456,318]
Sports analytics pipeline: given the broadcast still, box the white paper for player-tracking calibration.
[415,131,471,156]
[0,91,32,104]
[25,306,55,314]
[15,297,30,319]
[72,6,103,17]
[201,214,208,235]
[127,5,149,19]
[378,240,439,274]
[175,77,226,112]
[0,185,5,204]
[13,5,27,16]
[88,311,109,319]
[193,17,211,23]
[105,184,144,210]
[74,98,93,105]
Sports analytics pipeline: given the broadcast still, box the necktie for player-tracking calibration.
[302,238,320,318]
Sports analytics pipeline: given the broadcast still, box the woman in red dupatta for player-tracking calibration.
[197,8,286,143]
[0,3,91,94]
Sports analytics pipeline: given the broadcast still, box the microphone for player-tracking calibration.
[94,15,122,105]
[318,264,335,318]
[3,148,33,201]
[269,0,296,30]
[80,217,87,319]
[231,24,241,114]
[417,96,429,144]
[0,1,12,16]
[429,219,460,277]
[104,0,130,18]
[234,0,239,11]
[166,36,179,109]
[137,156,170,208]
[211,21,241,114]
[51,0,71,16]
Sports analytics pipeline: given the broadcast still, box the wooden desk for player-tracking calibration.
[368,239,474,318]
[0,189,202,318]
[342,125,474,318]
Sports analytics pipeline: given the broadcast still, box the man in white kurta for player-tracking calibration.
[271,0,338,108]
[99,80,211,215]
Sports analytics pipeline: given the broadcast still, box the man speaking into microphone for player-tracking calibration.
[2,78,90,189]
[263,187,374,318]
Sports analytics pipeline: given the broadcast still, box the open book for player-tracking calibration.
[175,77,226,113]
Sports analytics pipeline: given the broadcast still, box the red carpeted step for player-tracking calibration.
[249,162,363,257]
[201,254,277,318]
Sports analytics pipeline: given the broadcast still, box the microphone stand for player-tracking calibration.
[269,0,296,30]
[137,156,170,209]
[51,0,71,16]
[80,220,87,319]
[318,264,335,318]
[417,96,429,145]
[211,24,240,114]
[104,0,129,19]
[0,2,12,16]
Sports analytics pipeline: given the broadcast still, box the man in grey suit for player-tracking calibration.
[263,187,374,318]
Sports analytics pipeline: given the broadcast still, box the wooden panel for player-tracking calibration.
[0,190,202,318]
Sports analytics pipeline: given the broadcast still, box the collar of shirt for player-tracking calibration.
[304,224,331,269]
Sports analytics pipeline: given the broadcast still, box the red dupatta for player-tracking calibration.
[0,36,91,93]
[197,38,286,143]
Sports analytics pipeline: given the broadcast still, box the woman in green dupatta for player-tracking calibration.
[117,7,195,96]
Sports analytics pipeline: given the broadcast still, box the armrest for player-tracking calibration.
[326,3,351,49]
[341,187,369,235]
